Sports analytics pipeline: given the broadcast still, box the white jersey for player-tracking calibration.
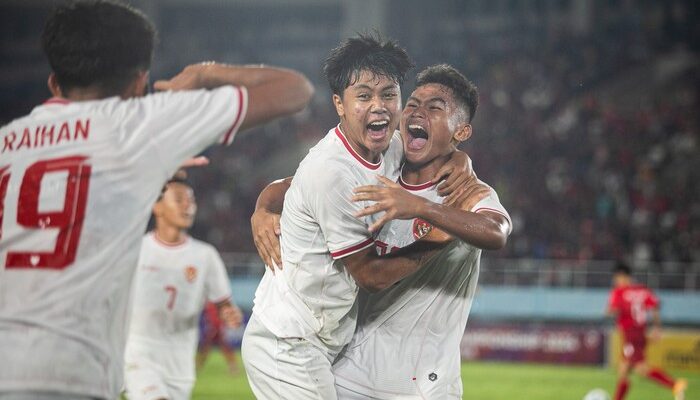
[333,178,511,399]
[252,125,403,356]
[125,233,232,381]
[0,86,247,399]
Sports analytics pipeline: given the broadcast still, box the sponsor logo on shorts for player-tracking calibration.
[428,372,438,381]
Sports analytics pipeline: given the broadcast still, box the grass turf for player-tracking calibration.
[193,351,699,399]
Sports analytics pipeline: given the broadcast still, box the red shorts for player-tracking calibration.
[621,331,647,364]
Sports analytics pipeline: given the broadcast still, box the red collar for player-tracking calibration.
[334,125,381,170]
[399,175,435,191]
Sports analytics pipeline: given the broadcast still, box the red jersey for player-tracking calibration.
[608,284,659,334]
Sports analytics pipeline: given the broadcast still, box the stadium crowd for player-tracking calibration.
[184,9,698,268]
[1,1,697,266]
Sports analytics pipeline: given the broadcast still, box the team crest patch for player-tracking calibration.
[184,265,197,283]
[413,218,433,240]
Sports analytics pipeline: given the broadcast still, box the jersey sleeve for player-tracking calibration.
[204,245,233,304]
[115,86,247,179]
[471,189,513,234]
[310,164,374,259]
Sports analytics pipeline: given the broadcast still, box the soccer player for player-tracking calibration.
[331,64,511,400]
[0,1,313,399]
[242,36,470,400]
[124,176,243,400]
[607,262,687,400]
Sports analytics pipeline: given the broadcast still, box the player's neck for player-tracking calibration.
[154,226,188,245]
[401,153,451,185]
[338,122,382,163]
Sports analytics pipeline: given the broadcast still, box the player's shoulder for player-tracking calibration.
[455,178,497,211]
[296,130,357,181]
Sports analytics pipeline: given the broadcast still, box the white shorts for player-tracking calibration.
[241,314,337,400]
[124,361,193,400]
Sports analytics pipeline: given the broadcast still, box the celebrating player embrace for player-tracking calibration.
[243,36,473,400]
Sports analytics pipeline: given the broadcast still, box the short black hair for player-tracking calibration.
[157,176,192,201]
[323,33,413,96]
[613,261,631,276]
[42,0,156,96]
[415,64,479,123]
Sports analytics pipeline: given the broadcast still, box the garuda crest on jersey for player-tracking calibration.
[184,265,198,283]
[412,218,433,240]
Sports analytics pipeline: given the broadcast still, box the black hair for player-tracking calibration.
[415,64,479,123]
[613,260,632,276]
[157,176,192,201]
[322,33,413,96]
[41,0,156,96]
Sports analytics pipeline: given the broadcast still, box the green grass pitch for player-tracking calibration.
[193,351,699,399]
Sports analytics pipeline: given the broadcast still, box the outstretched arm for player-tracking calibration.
[354,176,510,250]
[154,63,314,132]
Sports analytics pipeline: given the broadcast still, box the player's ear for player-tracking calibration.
[453,124,472,143]
[152,200,163,217]
[332,93,345,118]
[47,73,63,98]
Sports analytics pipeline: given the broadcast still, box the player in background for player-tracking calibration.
[242,36,472,400]
[124,176,243,400]
[197,301,240,375]
[332,64,511,400]
[607,262,687,400]
[0,1,313,399]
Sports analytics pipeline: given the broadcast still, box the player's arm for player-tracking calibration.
[605,291,620,319]
[251,177,292,268]
[154,62,314,131]
[340,240,445,293]
[353,176,510,250]
[215,298,243,329]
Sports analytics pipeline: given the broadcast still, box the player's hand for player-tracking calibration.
[251,208,282,272]
[432,151,476,203]
[220,304,243,329]
[154,62,218,91]
[352,175,427,233]
[179,156,210,169]
[445,179,492,209]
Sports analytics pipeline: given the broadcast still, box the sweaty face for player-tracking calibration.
[155,182,197,230]
[334,70,401,162]
[401,83,466,165]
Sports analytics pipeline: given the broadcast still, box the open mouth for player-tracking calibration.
[366,120,390,140]
[407,124,429,150]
